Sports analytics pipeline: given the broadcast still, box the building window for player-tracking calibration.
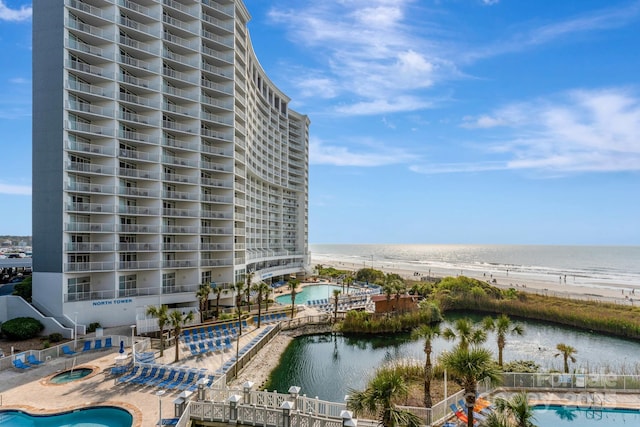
[68,276,90,301]
[201,271,212,286]
[162,273,176,294]
[119,274,137,297]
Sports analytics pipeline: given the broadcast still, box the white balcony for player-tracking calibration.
[66,202,115,214]
[66,139,115,156]
[66,59,108,78]
[65,222,116,233]
[65,242,116,252]
[119,260,160,270]
[65,261,116,272]
[119,148,159,162]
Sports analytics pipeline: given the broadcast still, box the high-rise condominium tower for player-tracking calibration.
[32,0,309,327]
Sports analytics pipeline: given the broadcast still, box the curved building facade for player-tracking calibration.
[32,0,309,327]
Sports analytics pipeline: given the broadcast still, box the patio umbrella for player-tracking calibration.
[119,340,125,354]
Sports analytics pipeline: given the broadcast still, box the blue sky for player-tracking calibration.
[1,0,639,245]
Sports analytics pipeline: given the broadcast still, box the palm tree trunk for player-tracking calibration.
[257,293,262,328]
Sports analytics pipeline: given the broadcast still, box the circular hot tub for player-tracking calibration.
[49,367,96,384]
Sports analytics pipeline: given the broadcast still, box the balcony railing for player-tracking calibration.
[119,148,159,162]
[118,224,161,233]
[66,139,115,156]
[119,260,160,270]
[65,242,115,252]
[66,59,108,78]
[118,187,160,198]
[118,243,160,251]
[65,222,116,233]
[162,260,196,268]
[64,261,116,272]
[66,202,115,214]
[118,205,161,215]
[200,258,233,267]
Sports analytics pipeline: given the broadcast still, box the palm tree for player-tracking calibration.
[196,282,212,323]
[168,310,194,363]
[346,369,423,427]
[245,271,254,305]
[410,323,440,407]
[442,317,487,350]
[382,283,394,316]
[288,279,300,318]
[234,281,245,336]
[213,285,223,318]
[264,286,272,312]
[555,343,577,373]
[440,346,501,427]
[483,314,524,367]
[345,275,354,295]
[493,392,538,427]
[146,304,169,357]
[252,282,270,328]
[392,280,406,312]
[332,289,341,323]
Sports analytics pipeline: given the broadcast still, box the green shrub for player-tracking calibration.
[48,333,64,343]
[0,317,44,340]
[87,322,101,333]
[42,340,50,349]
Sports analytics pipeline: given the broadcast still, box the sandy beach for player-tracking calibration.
[311,254,640,306]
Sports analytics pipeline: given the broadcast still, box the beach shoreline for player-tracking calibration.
[311,255,639,306]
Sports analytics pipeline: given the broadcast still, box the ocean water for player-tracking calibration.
[310,244,640,292]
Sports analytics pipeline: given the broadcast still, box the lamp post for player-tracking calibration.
[73,312,78,349]
[156,390,166,426]
[130,325,136,361]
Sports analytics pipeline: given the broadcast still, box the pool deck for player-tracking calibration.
[528,391,640,409]
[0,323,282,427]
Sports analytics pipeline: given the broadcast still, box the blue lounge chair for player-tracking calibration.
[62,345,77,356]
[104,337,113,349]
[189,343,199,357]
[183,372,206,391]
[158,370,178,388]
[197,341,208,354]
[26,354,43,365]
[207,340,217,353]
[94,339,103,350]
[146,368,168,387]
[13,359,30,370]
[117,366,140,384]
[126,366,150,384]
[81,341,92,352]
[223,337,232,350]
[133,367,158,384]
[207,327,215,339]
[166,371,186,389]
[174,371,196,390]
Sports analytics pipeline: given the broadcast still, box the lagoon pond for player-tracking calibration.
[266,315,640,402]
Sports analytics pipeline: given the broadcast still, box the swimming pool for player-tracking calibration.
[49,367,94,384]
[275,284,346,305]
[533,405,640,426]
[0,407,132,427]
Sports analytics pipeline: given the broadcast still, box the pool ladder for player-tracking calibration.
[585,392,603,420]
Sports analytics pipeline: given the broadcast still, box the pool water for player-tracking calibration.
[0,407,132,427]
[50,367,93,384]
[275,284,346,305]
[533,405,640,426]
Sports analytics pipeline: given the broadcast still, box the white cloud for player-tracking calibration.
[0,183,31,195]
[9,77,29,84]
[268,1,455,115]
[482,0,500,5]
[0,1,31,22]
[310,136,417,167]
[466,2,640,62]
[436,88,640,174]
